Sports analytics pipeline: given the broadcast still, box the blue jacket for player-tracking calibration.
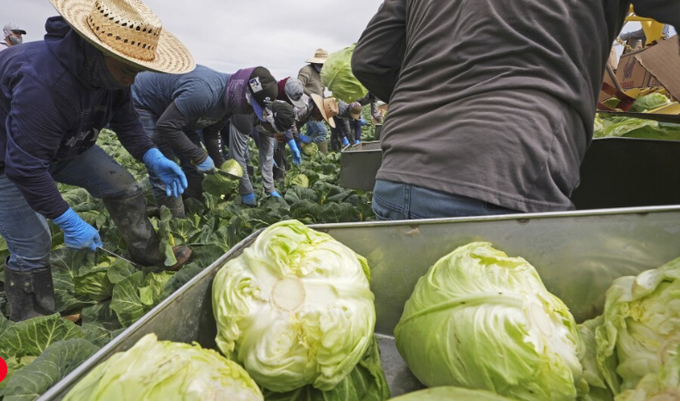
[0,17,154,219]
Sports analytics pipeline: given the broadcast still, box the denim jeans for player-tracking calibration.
[0,145,140,271]
[137,109,204,200]
[372,179,520,220]
[305,120,328,143]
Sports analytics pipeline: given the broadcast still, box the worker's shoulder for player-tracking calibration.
[298,64,313,76]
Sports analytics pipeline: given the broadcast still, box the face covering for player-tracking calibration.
[7,35,22,46]
[81,49,127,91]
[313,63,322,73]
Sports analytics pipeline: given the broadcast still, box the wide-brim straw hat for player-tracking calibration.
[311,93,337,128]
[372,102,388,125]
[49,0,195,74]
[305,48,328,64]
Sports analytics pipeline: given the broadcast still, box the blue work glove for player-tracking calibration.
[143,148,188,198]
[53,208,102,252]
[269,191,282,198]
[298,134,313,144]
[287,139,301,165]
[354,139,360,145]
[242,192,257,207]
[342,137,350,147]
[195,155,215,173]
[359,117,367,126]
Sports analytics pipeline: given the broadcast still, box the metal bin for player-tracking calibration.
[41,206,680,399]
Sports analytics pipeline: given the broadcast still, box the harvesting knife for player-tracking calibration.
[98,246,142,269]
[215,167,243,180]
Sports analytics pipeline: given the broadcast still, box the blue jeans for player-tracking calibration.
[137,109,204,200]
[372,179,520,220]
[305,120,328,143]
[0,145,140,271]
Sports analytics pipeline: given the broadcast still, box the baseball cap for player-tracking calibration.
[248,67,278,122]
[283,78,306,109]
[3,23,26,35]
[349,102,362,119]
[270,101,295,132]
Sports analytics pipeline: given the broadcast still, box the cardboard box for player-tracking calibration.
[616,37,680,99]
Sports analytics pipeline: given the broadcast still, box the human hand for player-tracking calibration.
[143,148,188,198]
[342,137,350,147]
[298,134,313,144]
[354,139,360,145]
[287,139,301,165]
[242,192,257,206]
[53,208,102,252]
[195,156,215,173]
[269,191,282,198]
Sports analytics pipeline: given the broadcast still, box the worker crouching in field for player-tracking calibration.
[132,65,295,212]
[0,0,194,321]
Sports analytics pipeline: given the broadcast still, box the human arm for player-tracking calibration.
[202,117,230,167]
[297,66,314,96]
[351,0,407,102]
[155,101,209,165]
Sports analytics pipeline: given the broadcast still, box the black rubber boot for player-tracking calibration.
[103,192,165,267]
[5,260,56,322]
[156,195,186,219]
[317,141,329,155]
[104,192,192,270]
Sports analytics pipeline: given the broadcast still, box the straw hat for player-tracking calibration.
[49,0,195,74]
[372,102,388,125]
[305,48,328,64]
[311,94,338,128]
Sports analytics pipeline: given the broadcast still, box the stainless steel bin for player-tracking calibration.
[338,137,680,210]
[40,206,680,399]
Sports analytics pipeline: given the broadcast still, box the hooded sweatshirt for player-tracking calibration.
[0,16,154,219]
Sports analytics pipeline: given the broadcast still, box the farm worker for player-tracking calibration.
[352,0,680,220]
[0,0,194,321]
[1,23,26,50]
[330,101,363,151]
[298,48,330,154]
[132,66,294,214]
[227,101,295,206]
[274,78,338,181]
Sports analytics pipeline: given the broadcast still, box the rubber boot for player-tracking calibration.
[103,192,192,270]
[157,195,186,219]
[5,259,56,322]
[317,141,329,155]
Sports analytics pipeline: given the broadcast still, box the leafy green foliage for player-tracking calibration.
[0,127,374,399]
[0,339,99,401]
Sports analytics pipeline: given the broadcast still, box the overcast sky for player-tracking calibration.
[7,0,384,80]
[6,1,676,78]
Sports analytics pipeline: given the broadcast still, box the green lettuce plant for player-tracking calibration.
[63,333,263,401]
[394,242,585,401]
[212,220,376,392]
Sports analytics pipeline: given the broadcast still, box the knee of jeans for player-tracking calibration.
[102,180,143,199]
[8,237,51,271]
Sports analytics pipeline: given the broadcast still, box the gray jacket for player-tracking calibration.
[352,0,679,213]
[297,64,324,96]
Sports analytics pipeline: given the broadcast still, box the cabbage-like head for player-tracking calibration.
[301,142,318,157]
[390,387,517,401]
[285,173,310,188]
[215,159,244,183]
[320,44,368,103]
[395,242,584,401]
[212,219,376,392]
[596,257,680,394]
[63,333,263,401]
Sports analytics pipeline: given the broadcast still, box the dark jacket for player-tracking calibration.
[352,0,680,213]
[0,16,154,218]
